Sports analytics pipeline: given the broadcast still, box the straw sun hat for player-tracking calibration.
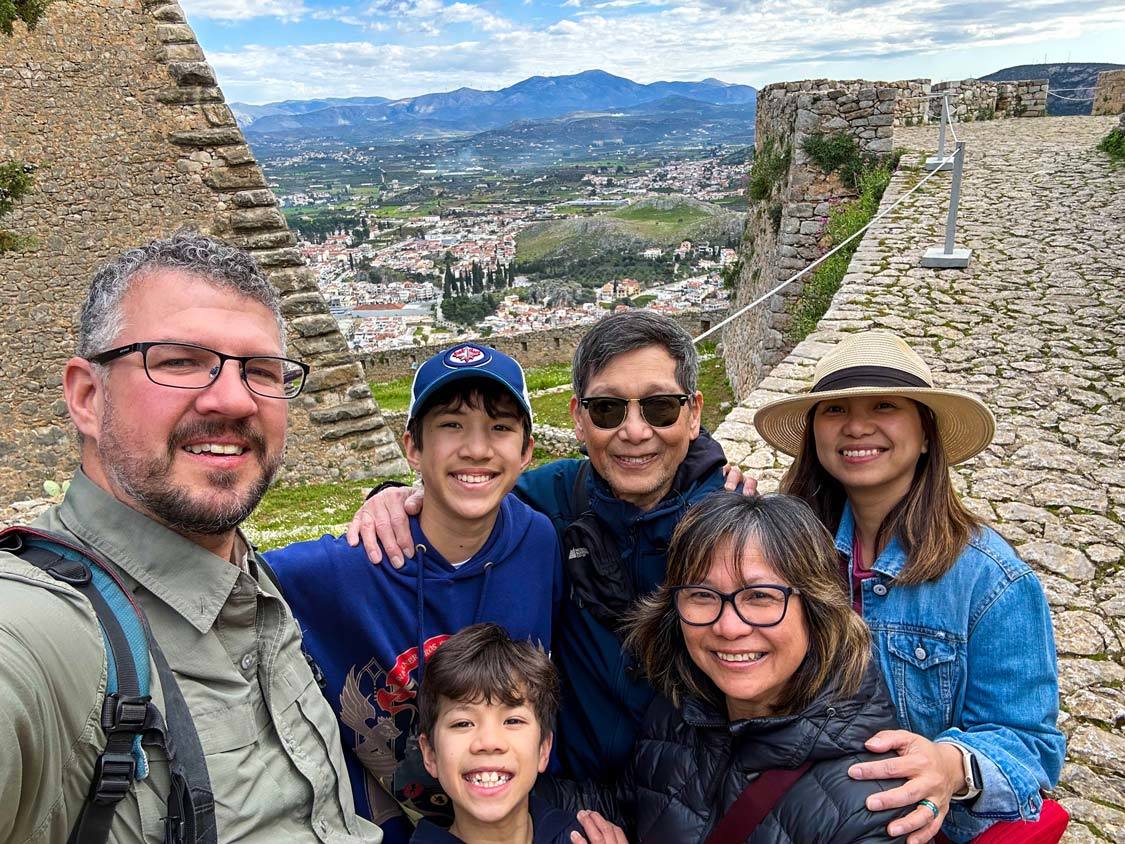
[753,331,996,465]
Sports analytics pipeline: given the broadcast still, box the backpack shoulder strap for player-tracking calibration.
[0,526,216,844]
[704,761,812,844]
[570,460,591,517]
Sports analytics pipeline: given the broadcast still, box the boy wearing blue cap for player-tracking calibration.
[267,344,563,844]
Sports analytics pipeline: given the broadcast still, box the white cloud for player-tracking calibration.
[182,0,310,22]
[203,0,1125,101]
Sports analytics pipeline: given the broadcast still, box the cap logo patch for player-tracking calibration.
[446,345,489,367]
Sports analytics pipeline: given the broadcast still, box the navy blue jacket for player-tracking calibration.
[266,494,563,842]
[410,796,582,843]
[514,431,727,782]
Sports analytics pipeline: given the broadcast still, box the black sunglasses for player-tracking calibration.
[579,394,690,429]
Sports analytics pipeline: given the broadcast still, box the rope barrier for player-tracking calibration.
[1047,91,1095,102]
[693,155,952,344]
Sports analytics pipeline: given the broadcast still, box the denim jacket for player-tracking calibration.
[836,505,1065,843]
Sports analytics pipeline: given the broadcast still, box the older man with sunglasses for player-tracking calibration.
[349,311,747,783]
[0,232,380,843]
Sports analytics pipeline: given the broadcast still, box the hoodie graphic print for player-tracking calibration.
[266,494,562,832]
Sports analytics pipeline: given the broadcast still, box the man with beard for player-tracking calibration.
[0,232,381,843]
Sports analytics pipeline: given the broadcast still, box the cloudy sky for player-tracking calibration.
[181,0,1125,104]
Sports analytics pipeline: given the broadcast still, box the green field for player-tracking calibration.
[607,203,711,238]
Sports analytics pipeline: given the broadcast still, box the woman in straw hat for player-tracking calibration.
[753,331,1066,844]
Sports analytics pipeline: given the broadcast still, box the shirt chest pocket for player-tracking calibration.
[886,632,960,735]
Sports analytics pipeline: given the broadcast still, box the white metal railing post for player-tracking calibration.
[925,94,956,172]
[937,96,948,158]
[921,141,971,268]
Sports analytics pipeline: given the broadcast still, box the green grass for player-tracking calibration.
[523,362,573,392]
[698,353,735,432]
[245,477,410,550]
[607,204,710,239]
[1098,127,1125,160]
[369,375,415,412]
[531,390,575,428]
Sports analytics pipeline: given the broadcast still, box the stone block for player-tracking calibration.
[265,267,316,294]
[251,247,304,268]
[168,127,243,147]
[204,166,267,191]
[156,86,222,105]
[290,315,339,338]
[240,229,296,250]
[167,61,215,88]
[155,43,204,62]
[281,293,328,317]
[215,145,256,166]
[155,23,195,43]
[202,104,235,127]
[306,363,367,394]
[232,189,276,208]
[230,206,286,231]
[309,399,380,424]
[319,415,385,441]
[291,333,351,359]
[150,3,187,22]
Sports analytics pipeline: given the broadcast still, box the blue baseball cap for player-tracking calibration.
[406,343,533,426]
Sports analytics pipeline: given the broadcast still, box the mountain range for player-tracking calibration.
[232,69,757,139]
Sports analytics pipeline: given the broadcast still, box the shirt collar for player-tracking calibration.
[57,469,242,633]
[836,501,908,579]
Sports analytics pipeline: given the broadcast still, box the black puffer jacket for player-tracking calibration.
[541,663,910,843]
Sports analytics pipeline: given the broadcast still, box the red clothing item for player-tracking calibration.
[937,798,1069,843]
[847,533,877,613]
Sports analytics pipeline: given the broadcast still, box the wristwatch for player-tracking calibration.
[950,743,983,802]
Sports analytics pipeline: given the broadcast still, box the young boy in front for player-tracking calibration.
[414,624,608,844]
[268,344,563,844]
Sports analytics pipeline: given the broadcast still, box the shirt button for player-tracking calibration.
[872,584,888,596]
[914,646,927,661]
[240,652,256,671]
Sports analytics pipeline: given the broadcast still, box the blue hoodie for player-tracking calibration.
[266,494,563,842]
[410,796,581,844]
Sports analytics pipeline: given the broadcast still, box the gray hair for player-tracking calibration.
[77,230,284,357]
[572,311,699,398]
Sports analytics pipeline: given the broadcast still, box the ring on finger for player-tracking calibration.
[917,799,940,819]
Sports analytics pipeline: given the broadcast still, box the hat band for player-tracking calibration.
[812,365,931,393]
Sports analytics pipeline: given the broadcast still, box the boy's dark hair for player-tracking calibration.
[407,380,532,452]
[418,623,559,742]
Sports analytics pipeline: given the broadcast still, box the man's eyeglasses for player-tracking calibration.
[671,584,801,628]
[579,394,689,429]
[86,342,310,400]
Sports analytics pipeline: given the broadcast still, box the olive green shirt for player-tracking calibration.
[0,471,382,843]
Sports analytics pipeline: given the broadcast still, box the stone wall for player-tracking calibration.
[0,0,407,505]
[931,78,1048,120]
[1093,69,1125,116]
[360,312,718,381]
[722,79,898,398]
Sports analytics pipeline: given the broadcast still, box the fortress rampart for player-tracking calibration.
[1093,69,1125,116]
[0,0,407,504]
[721,75,1047,398]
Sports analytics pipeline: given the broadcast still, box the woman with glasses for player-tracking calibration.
[539,491,912,843]
[752,331,1066,844]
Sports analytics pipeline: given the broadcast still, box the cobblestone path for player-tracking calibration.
[715,115,1124,842]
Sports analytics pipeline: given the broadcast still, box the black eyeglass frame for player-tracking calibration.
[578,393,691,429]
[671,583,802,628]
[86,341,311,400]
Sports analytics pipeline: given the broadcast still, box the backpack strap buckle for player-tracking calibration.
[90,751,137,806]
[102,693,156,734]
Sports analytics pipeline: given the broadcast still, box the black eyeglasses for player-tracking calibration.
[671,584,801,627]
[579,394,690,429]
[87,342,310,400]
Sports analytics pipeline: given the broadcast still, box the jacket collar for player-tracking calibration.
[679,661,898,769]
[56,469,242,634]
[835,502,908,579]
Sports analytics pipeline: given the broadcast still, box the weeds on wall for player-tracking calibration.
[785,163,894,344]
[1098,127,1125,160]
[0,0,53,36]
[747,136,790,204]
[0,162,35,253]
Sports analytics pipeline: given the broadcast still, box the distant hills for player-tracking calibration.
[232,69,757,144]
[983,62,1123,116]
